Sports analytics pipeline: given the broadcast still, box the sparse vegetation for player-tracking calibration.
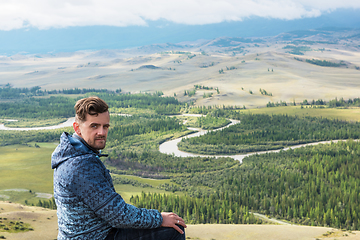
[305,59,346,67]
[0,218,33,233]
[35,198,57,209]
[226,66,236,70]
[283,45,311,55]
[259,88,272,96]
[194,85,213,90]
[0,85,115,99]
[203,93,213,98]
[200,62,215,68]
[184,89,196,97]
[266,101,286,107]
[196,115,230,130]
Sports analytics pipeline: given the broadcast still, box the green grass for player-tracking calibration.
[241,106,360,122]
[118,175,172,186]
[0,190,42,206]
[174,115,199,127]
[0,142,58,205]
[112,174,183,202]
[0,143,56,193]
[114,184,170,203]
[111,107,157,116]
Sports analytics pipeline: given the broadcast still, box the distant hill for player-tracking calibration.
[0,8,359,55]
[120,27,360,55]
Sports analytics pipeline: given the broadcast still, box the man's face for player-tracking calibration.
[73,111,110,150]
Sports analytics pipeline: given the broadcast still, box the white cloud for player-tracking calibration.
[0,0,359,31]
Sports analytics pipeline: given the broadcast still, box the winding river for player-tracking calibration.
[0,114,131,131]
[159,116,349,163]
[0,117,75,131]
[0,115,349,163]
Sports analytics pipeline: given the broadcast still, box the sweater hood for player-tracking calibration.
[51,132,94,169]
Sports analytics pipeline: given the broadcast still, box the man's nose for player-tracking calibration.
[97,127,107,135]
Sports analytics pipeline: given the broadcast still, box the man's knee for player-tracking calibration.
[175,225,186,240]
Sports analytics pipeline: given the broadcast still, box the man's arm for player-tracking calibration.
[73,158,163,229]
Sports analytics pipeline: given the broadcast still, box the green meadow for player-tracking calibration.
[0,142,56,192]
[113,176,176,203]
[242,105,360,122]
[0,143,55,205]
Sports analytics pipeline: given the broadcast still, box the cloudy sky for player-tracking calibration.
[1,0,360,31]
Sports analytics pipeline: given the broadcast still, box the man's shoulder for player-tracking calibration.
[54,153,105,187]
[61,153,100,170]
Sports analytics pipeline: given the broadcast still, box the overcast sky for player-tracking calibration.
[0,0,359,31]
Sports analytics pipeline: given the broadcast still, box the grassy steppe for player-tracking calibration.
[242,105,360,122]
[0,143,55,192]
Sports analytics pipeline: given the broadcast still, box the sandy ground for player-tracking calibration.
[185,224,360,240]
[0,201,57,240]
[1,201,359,240]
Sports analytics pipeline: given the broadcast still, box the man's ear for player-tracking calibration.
[73,121,81,136]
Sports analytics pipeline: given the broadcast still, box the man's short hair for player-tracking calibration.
[74,97,109,122]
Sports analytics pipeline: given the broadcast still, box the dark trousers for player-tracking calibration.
[105,225,185,240]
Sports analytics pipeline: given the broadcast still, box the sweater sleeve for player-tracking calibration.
[72,157,163,229]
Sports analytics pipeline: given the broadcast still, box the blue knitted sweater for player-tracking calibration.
[51,132,163,239]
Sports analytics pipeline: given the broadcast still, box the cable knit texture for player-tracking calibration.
[51,132,163,240]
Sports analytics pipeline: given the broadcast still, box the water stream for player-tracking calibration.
[159,118,349,163]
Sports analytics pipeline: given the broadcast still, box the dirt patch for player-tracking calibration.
[0,201,57,240]
[35,193,53,199]
[185,224,360,240]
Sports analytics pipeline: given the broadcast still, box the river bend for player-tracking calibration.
[159,118,350,163]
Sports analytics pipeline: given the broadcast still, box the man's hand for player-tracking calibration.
[161,212,187,234]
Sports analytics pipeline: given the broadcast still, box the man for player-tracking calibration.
[52,96,186,240]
